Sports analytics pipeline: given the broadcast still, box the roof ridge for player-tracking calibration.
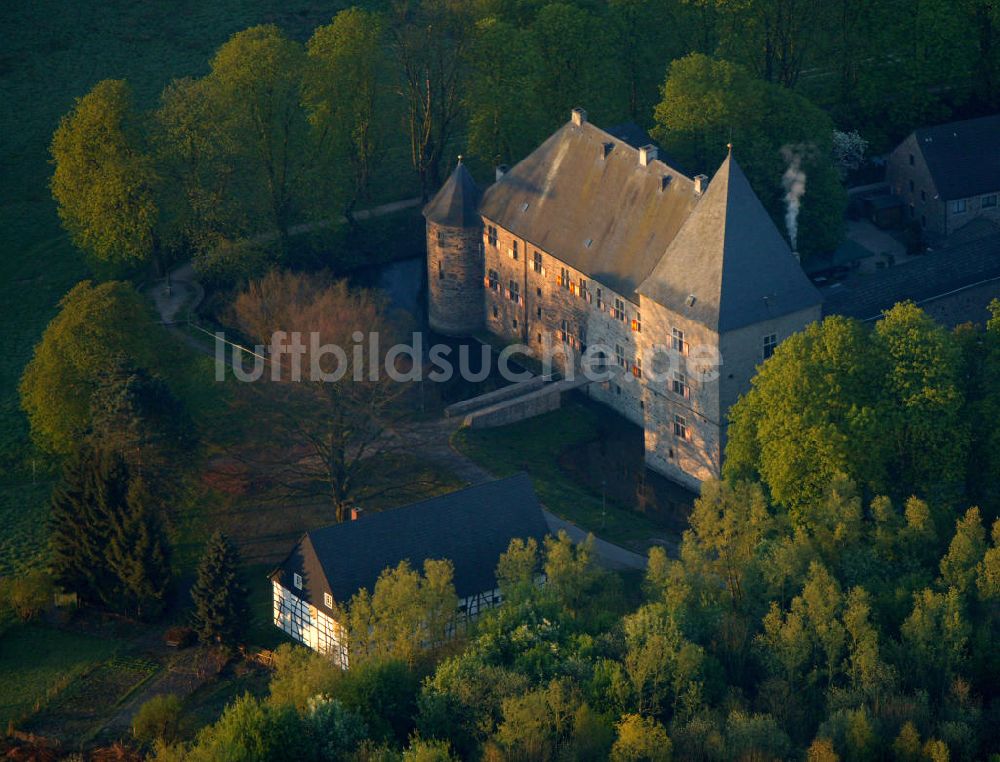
[305,472,532,539]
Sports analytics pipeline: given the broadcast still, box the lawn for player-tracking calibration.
[0,622,125,728]
[453,393,694,550]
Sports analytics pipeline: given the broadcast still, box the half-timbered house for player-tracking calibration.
[270,473,549,666]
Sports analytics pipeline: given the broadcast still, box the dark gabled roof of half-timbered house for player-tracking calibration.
[271,473,549,607]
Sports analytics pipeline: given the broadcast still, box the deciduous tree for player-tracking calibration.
[50,79,160,266]
[20,280,164,455]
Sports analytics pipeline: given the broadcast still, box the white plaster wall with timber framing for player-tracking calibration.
[273,581,349,668]
[274,580,505,665]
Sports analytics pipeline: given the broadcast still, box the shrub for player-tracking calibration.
[133,694,183,744]
[0,571,53,621]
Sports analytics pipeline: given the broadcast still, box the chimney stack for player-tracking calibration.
[694,174,709,195]
[495,164,509,182]
[571,108,587,126]
[639,145,658,167]
[350,507,364,521]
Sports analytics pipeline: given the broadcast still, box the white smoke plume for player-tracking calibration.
[780,145,808,252]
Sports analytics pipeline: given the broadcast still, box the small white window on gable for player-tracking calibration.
[324,592,333,609]
[293,572,303,590]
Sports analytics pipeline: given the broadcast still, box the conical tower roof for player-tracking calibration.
[423,158,482,228]
[637,151,821,332]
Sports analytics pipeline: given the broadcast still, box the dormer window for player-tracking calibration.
[293,572,303,589]
[324,592,333,609]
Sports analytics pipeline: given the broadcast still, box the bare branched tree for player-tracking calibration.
[389,0,472,200]
[231,271,433,522]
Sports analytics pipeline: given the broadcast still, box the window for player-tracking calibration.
[293,572,303,590]
[579,278,588,300]
[512,318,518,329]
[508,280,521,304]
[536,287,542,297]
[487,225,498,247]
[596,288,603,310]
[614,298,625,322]
[436,230,444,245]
[533,251,543,273]
[632,311,641,333]
[672,371,688,398]
[672,328,687,354]
[559,267,571,289]
[615,343,626,368]
[673,414,689,440]
[437,259,444,280]
[949,199,968,214]
[487,269,500,291]
[560,319,569,342]
[323,592,333,609]
[511,240,519,260]
[909,153,915,166]
[762,333,777,360]
[633,357,642,378]
[536,306,542,319]
[615,384,622,396]
[492,305,499,318]
[984,194,998,208]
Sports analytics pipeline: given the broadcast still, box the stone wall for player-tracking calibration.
[483,219,645,427]
[427,220,484,336]
[717,304,823,414]
[887,134,1000,237]
[463,385,562,428]
[638,298,723,486]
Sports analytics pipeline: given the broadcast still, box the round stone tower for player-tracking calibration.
[423,158,483,336]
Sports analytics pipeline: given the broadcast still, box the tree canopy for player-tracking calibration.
[19,280,167,455]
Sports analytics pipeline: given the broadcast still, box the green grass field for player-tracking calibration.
[0,622,125,728]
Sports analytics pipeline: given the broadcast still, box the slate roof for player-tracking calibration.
[479,119,699,297]
[423,159,481,227]
[912,114,1000,200]
[604,122,687,176]
[637,152,823,333]
[822,222,1000,322]
[271,474,550,607]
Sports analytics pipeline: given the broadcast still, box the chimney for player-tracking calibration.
[639,144,658,167]
[694,174,709,195]
[571,108,587,126]
[495,164,509,182]
[350,507,363,521]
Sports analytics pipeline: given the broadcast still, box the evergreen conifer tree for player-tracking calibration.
[190,530,249,646]
[106,478,172,620]
[50,444,171,618]
[49,444,127,605]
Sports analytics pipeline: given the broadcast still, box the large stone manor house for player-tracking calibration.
[424,108,822,489]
